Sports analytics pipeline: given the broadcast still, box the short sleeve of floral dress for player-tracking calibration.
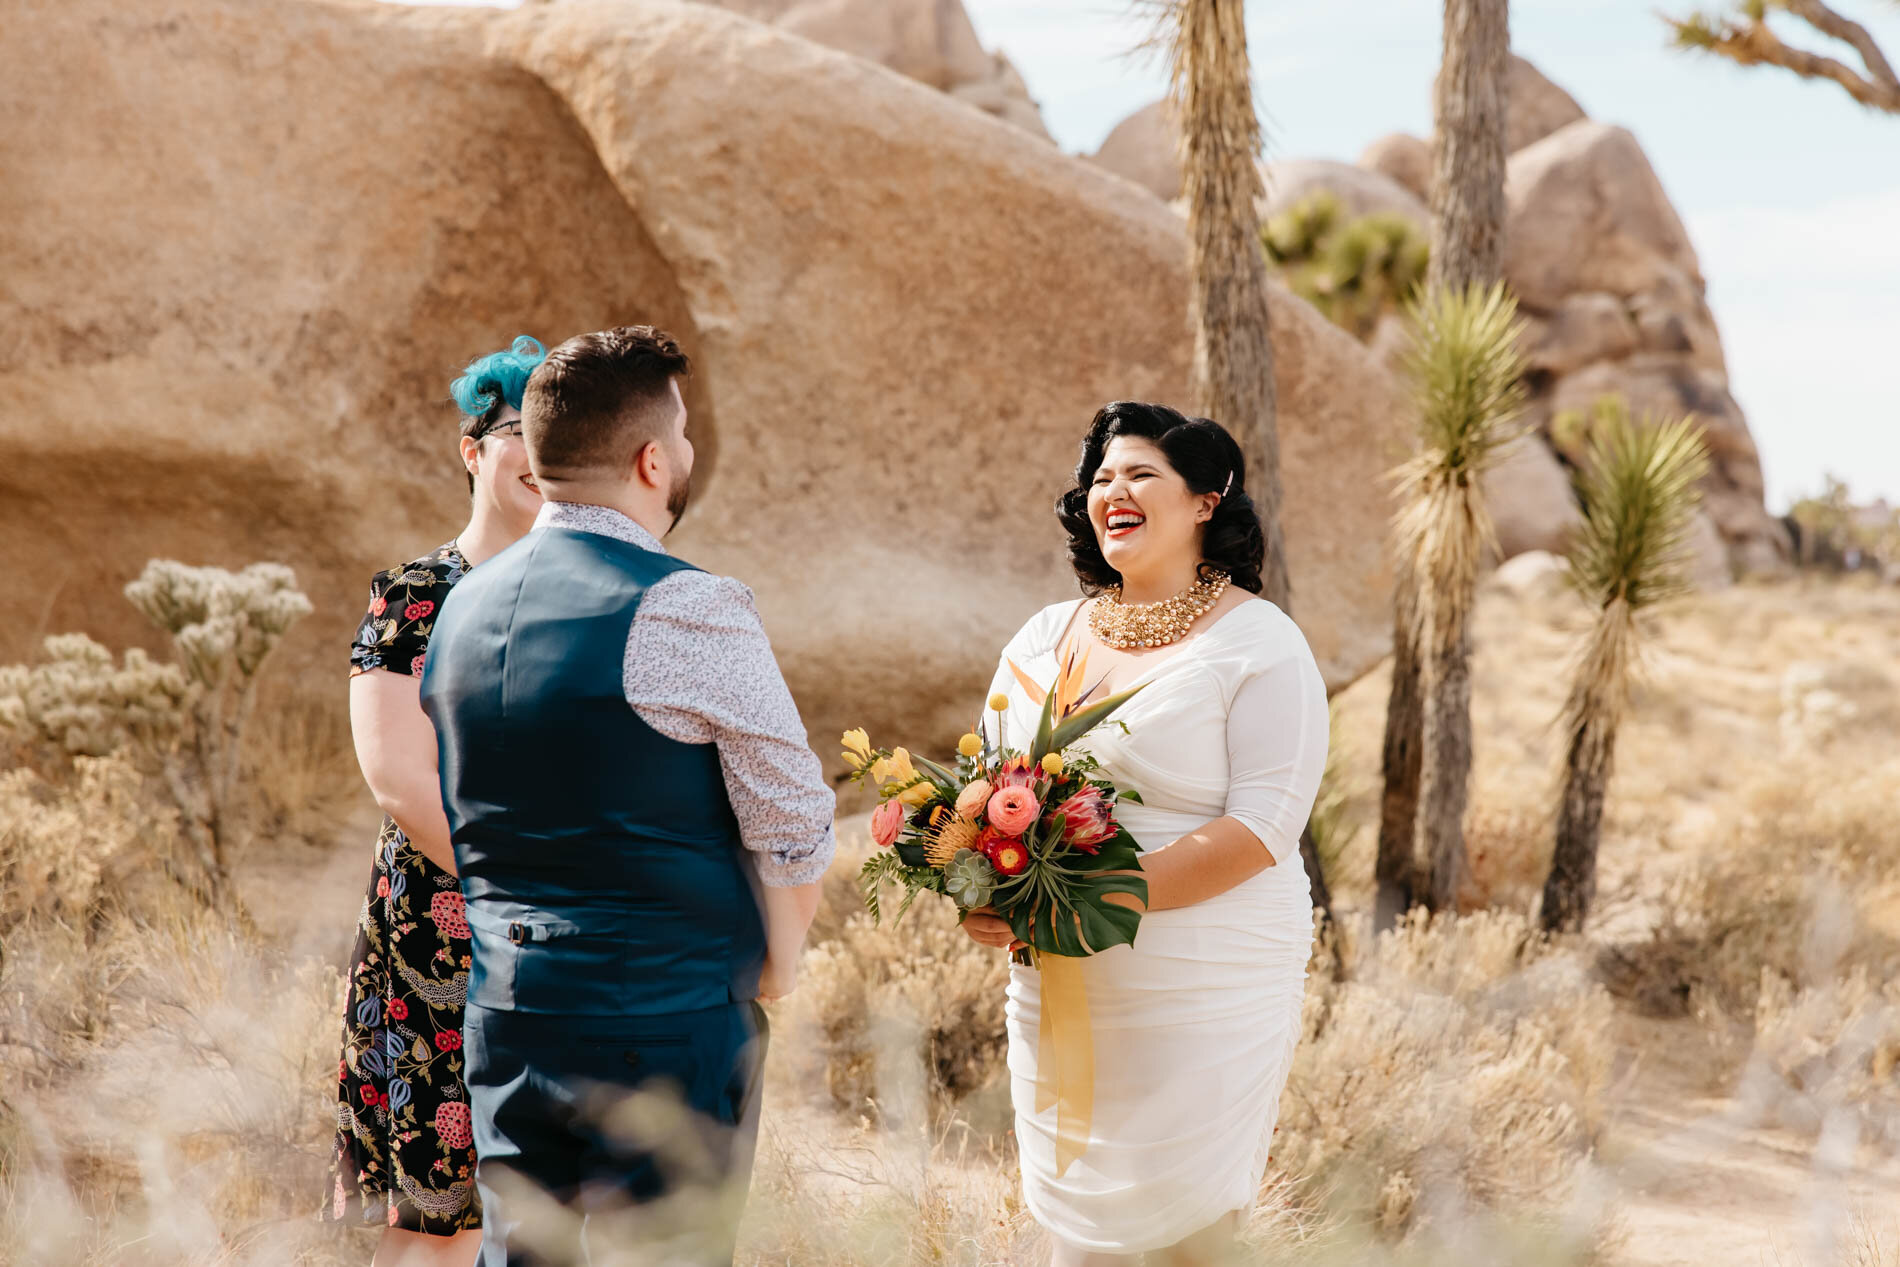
[326,542,482,1235]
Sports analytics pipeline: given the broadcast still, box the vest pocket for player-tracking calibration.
[465,905,585,1010]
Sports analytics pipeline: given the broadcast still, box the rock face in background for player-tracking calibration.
[1505,53,1587,153]
[1091,100,1180,200]
[1261,159,1430,230]
[1341,59,1785,577]
[698,0,1052,139]
[1358,132,1431,203]
[2,0,1409,761]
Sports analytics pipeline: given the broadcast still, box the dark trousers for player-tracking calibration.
[463,1000,769,1267]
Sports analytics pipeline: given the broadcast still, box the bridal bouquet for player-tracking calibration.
[843,643,1149,961]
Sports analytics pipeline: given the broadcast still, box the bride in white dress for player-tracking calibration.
[964,402,1329,1266]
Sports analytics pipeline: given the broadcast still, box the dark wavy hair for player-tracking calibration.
[1055,401,1267,596]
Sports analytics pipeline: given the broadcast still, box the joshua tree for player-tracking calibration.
[1542,404,1709,933]
[1146,0,1335,918]
[1428,0,1513,291]
[1667,1,1900,115]
[1376,0,1513,927]
[1147,0,1291,610]
[1388,283,1526,914]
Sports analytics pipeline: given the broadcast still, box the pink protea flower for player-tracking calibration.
[434,1101,473,1150]
[994,756,1039,791]
[430,890,470,940]
[954,778,993,820]
[986,785,1040,837]
[870,799,906,849]
[1056,785,1116,855]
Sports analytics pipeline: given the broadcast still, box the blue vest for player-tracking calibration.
[419,526,766,1016]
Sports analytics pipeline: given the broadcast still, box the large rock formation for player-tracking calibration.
[1345,60,1785,576]
[697,0,1052,140]
[2,0,1409,762]
[1092,100,1180,200]
[1507,120,1785,573]
[1505,53,1587,153]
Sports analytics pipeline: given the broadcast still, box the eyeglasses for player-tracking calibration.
[482,419,524,439]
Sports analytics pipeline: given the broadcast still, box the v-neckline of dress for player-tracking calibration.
[1045,597,1259,708]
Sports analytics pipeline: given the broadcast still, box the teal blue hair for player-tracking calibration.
[450,335,547,434]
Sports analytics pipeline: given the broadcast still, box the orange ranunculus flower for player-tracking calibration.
[954,778,994,820]
[870,799,906,849]
[987,785,1040,837]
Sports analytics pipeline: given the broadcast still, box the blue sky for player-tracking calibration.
[962,0,1900,512]
[391,0,1898,510]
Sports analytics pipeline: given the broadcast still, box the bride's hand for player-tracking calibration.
[962,906,1021,952]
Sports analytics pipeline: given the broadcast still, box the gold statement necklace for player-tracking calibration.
[1089,570,1231,649]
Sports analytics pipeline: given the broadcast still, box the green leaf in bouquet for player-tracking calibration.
[894,839,930,869]
[1002,854,1147,957]
[858,851,905,925]
[1048,683,1148,754]
[1029,687,1058,761]
[1118,789,1144,805]
[907,750,964,794]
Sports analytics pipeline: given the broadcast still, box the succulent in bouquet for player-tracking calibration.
[843,643,1150,961]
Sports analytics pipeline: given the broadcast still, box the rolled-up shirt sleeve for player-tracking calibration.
[1224,645,1330,866]
[624,570,837,887]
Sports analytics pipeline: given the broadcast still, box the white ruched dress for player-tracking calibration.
[984,598,1329,1254]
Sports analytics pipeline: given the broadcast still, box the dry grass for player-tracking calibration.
[1274,910,1612,1247]
[6,573,1898,1265]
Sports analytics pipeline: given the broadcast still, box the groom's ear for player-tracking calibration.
[631,438,664,490]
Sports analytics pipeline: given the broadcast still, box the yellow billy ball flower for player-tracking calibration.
[988,692,1011,712]
[957,733,983,758]
[1040,752,1065,777]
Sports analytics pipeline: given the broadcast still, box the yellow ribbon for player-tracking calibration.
[1034,951,1094,1178]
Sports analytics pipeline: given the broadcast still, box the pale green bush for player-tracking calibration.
[0,560,312,894]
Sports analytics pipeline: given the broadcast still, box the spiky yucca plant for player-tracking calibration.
[1541,403,1710,933]
[1384,282,1527,915]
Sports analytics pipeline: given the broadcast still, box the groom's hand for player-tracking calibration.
[962,907,1023,953]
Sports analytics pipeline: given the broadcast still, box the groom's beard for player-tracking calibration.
[663,469,693,535]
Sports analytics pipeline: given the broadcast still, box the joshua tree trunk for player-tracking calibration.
[1374,568,1424,927]
[1162,0,1329,922]
[1427,0,1511,292]
[1541,705,1618,933]
[1173,0,1292,611]
[1416,587,1476,911]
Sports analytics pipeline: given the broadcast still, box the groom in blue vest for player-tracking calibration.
[420,326,835,1266]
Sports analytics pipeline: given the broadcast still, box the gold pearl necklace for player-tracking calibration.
[1089,570,1230,649]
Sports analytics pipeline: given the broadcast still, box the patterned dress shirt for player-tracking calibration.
[534,500,836,887]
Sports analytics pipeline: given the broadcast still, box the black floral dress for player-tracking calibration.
[326,542,482,1235]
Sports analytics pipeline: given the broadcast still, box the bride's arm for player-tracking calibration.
[1134,643,1329,913]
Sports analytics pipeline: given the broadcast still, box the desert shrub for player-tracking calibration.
[1602,758,1900,1024]
[1603,756,1900,1136]
[1274,910,1613,1246]
[796,899,1012,1131]
[0,561,312,896]
[1261,193,1430,339]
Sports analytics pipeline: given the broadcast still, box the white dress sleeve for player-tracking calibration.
[1222,620,1330,866]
